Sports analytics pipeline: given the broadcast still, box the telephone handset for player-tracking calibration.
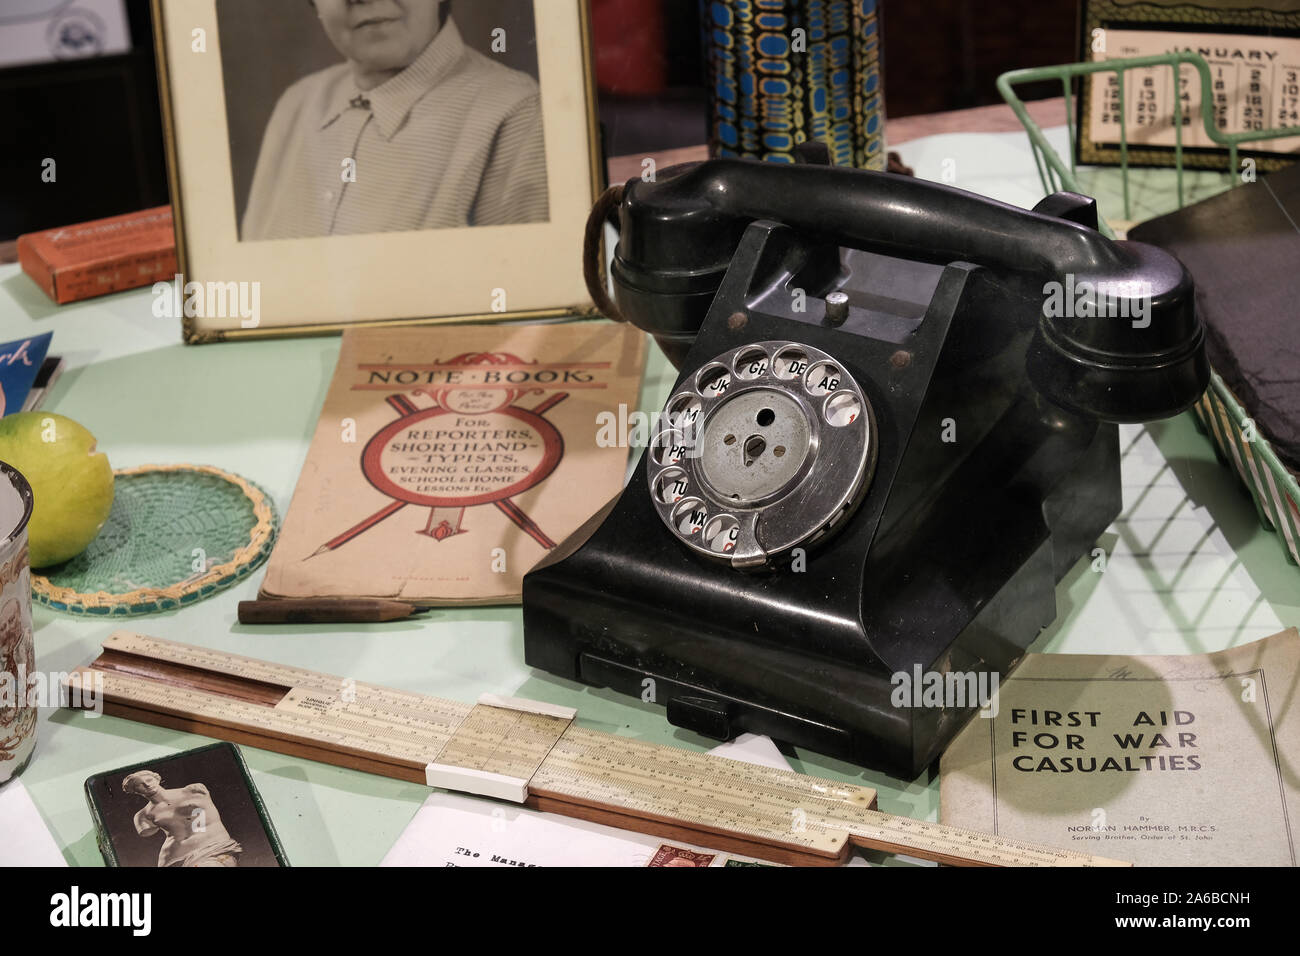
[524,154,1209,778]
[611,157,1205,424]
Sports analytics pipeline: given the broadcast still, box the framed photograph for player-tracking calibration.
[1077,0,1300,172]
[151,0,603,342]
[84,741,290,867]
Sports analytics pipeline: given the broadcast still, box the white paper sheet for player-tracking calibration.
[0,778,66,866]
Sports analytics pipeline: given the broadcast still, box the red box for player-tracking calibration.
[17,206,178,305]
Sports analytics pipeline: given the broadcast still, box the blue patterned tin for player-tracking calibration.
[704,0,885,168]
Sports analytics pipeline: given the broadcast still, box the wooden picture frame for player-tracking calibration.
[151,0,603,342]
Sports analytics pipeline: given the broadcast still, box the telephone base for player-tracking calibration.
[524,211,1131,780]
[523,409,1120,781]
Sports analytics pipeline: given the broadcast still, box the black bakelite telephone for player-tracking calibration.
[522,152,1208,779]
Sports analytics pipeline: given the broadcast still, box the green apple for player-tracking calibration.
[0,412,114,568]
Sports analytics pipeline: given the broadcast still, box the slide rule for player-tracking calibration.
[66,632,1129,868]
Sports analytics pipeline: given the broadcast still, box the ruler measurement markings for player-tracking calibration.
[536,752,856,824]
[536,750,831,821]
[547,730,876,816]
[533,790,846,858]
[525,793,848,866]
[559,728,874,804]
[83,671,440,765]
[104,632,352,692]
[102,632,470,724]
[92,671,791,827]
[552,779,840,847]
[73,633,1130,867]
[535,771,863,841]
[530,753,850,853]
[273,708,447,760]
[434,708,569,778]
[836,814,1117,867]
[86,669,452,767]
[785,806,1090,866]
[530,768,847,855]
[104,636,1015,852]
[542,737,1103,867]
[88,672,1099,866]
[275,690,459,747]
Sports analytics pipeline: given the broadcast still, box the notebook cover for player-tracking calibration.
[259,321,647,605]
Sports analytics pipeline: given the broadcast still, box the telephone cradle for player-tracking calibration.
[522,154,1208,779]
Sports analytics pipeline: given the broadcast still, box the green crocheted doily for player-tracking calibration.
[32,464,278,616]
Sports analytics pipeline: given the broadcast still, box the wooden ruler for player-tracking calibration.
[65,631,1129,868]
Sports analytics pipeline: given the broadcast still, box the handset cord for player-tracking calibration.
[583,184,626,323]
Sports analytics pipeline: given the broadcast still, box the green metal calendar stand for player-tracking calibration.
[998,52,1300,567]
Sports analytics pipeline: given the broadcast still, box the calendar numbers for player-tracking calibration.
[1088,30,1300,157]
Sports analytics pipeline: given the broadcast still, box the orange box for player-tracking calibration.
[17,206,178,305]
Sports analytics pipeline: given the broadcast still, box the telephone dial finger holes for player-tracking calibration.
[703,515,740,553]
[733,347,769,380]
[653,468,689,505]
[647,341,875,567]
[667,394,702,430]
[805,361,843,396]
[772,347,808,381]
[673,498,708,536]
[697,364,732,398]
[651,430,690,466]
[824,391,863,427]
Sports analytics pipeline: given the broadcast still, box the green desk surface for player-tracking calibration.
[1,129,1296,867]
